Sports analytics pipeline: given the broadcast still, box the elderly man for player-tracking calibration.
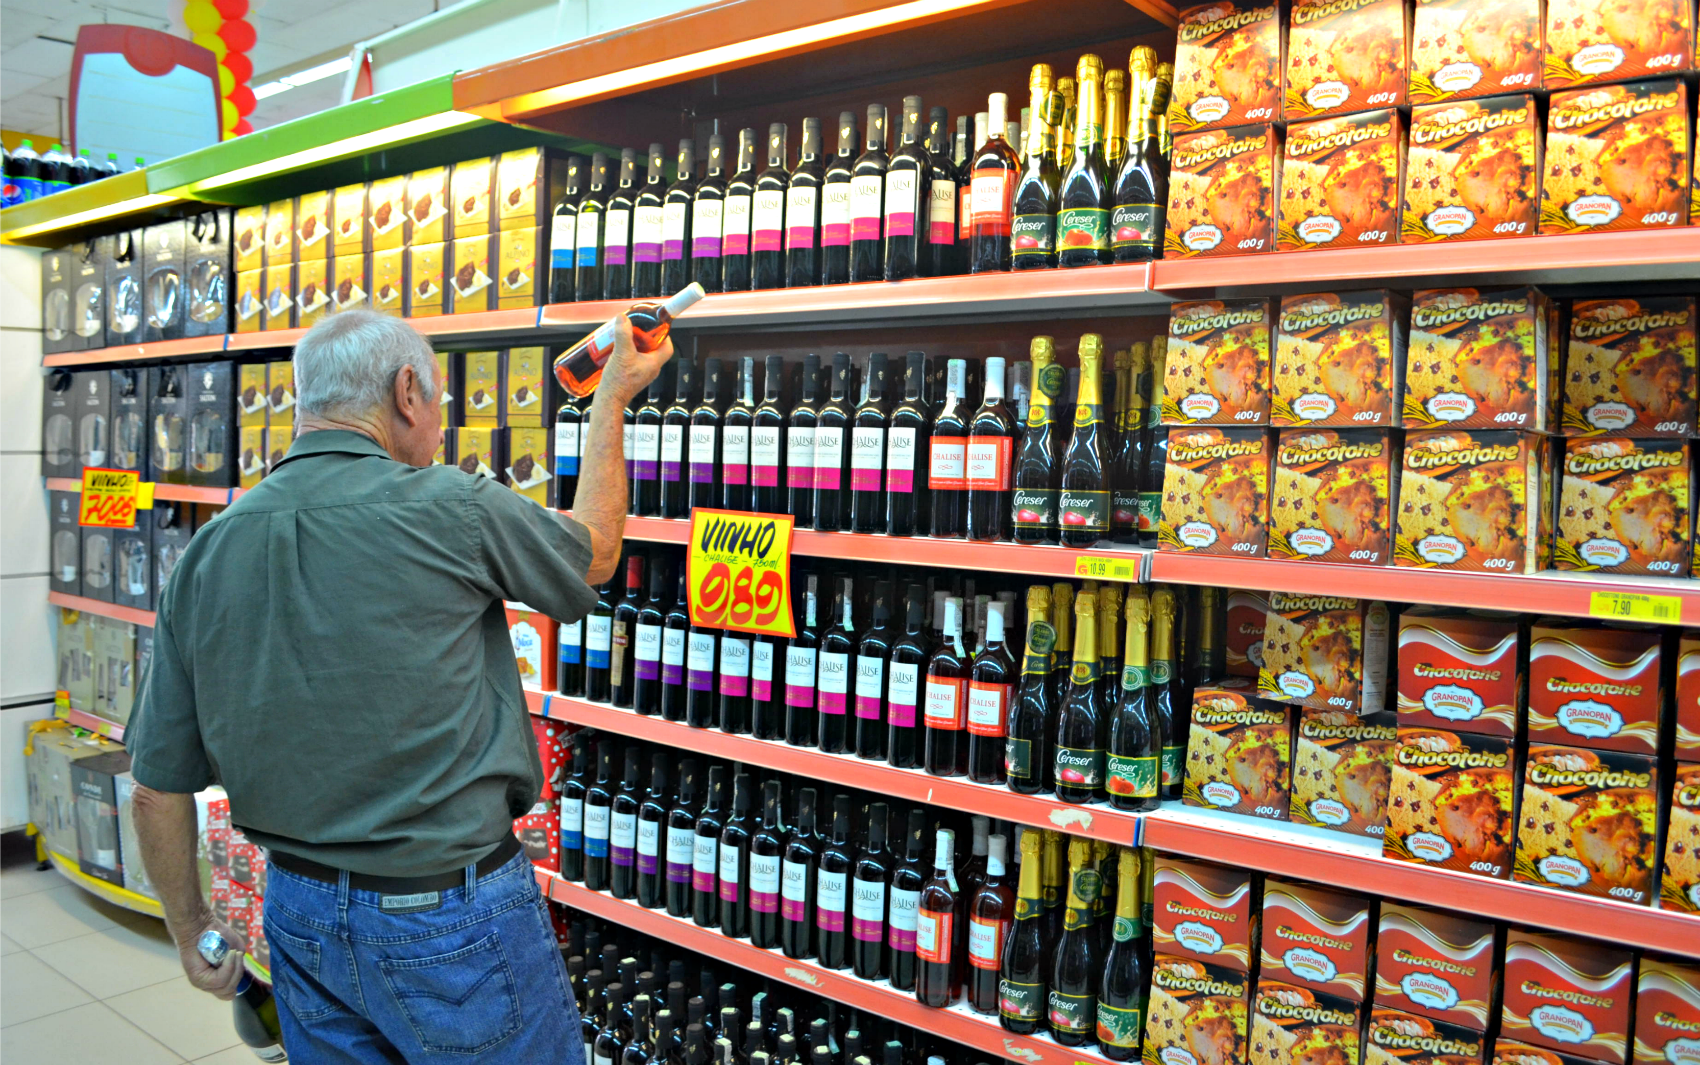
[126,308,669,1062]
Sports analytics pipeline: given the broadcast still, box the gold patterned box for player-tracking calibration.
[1540,78,1690,234]
[1166,125,1282,257]
[1169,0,1284,133]
[1285,0,1409,119]
[1403,95,1541,243]
[1409,0,1542,102]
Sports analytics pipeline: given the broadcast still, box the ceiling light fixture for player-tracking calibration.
[252,55,354,101]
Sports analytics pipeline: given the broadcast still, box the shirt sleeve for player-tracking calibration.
[473,477,601,624]
[124,591,214,794]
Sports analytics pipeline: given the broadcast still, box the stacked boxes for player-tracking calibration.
[1251,880,1374,1065]
[1668,632,1700,913]
[1370,902,1497,1065]
[1185,679,1295,820]
[437,347,558,506]
[1146,856,1260,1065]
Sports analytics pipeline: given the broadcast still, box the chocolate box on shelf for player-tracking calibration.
[1403,286,1560,432]
[1169,0,1284,133]
[1259,878,1375,1001]
[1366,1009,1489,1065]
[1290,708,1398,837]
[1540,79,1691,235]
[1527,623,1662,754]
[1562,295,1696,438]
[1185,684,1294,820]
[1373,902,1499,1029]
[1165,298,1274,425]
[1386,727,1519,879]
[1394,430,1557,573]
[1409,0,1542,102]
[1285,0,1409,119]
[1160,427,1273,556]
[1632,956,1700,1065]
[1272,289,1408,427]
[1554,438,1693,578]
[1543,0,1693,90]
[1258,594,1390,713]
[1278,110,1405,251]
[1152,854,1261,972]
[1500,929,1636,1065]
[1166,124,1282,257]
[1403,95,1542,243]
[1515,743,1660,906]
[1268,429,1398,565]
[1396,608,1522,738]
[1148,954,1256,1065]
[1658,763,1700,914]
[1250,980,1366,1065]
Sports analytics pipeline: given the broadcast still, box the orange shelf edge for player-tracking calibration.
[47,591,157,627]
[537,870,1127,1065]
[537,691,1141,844]
[42,335,228,368]
[42,477,241,505]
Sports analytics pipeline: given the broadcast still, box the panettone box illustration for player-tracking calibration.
[1680,631,1700,757]
[1394,430,1557,573]
[1397,608,1522,738]
[1374,902,1499,1029]
[1632,956,1700,1065]
[1366,1009,1489,1065]
[1169,0,1284,133]
[1273,290,1407,426]
[1152,855,1261,971]
[1664,762,1700,913]
[1500,930,1636,1065]
[294,191,331,260]
[1146,954,1255,1065]
[1514,743,1661,905]
[1269,429,1398,565]
[1540,79,1691,235]
[1227,590,1271,677]
[1279,110,1404,250]
[1250,981,1366,1065]
[1543,0,1693,89]
[1291,708,1398,837]
[1259,878,1375,1000]
[1385,727,1519,879]
[1409,0,1543,102]
[1527,623,1662,755]
[405,166,450,246]
[1554,438,1692,577]
[1166,299,1274,425]
[1285,0,1408,119]
[1258,594,1391,713]
[234,204,265,273]
[367,174,408,253]
[1160,428,1273,556]
[1184,684,1294,820]
[1403,287,1559,431]
[450,156,496,238]
[1403,96,1542,242]
[1563,296,1697,438]
[1166,125,1282,257]
[505,426,553,507]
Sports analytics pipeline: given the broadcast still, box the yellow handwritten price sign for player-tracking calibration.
[687,509,797,638]
[1074,553,1140,582]
[1588,590,1683,624]
[78,468,153,528]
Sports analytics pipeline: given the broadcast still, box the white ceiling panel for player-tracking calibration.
[3,36,77,78]
[1,12,54,50]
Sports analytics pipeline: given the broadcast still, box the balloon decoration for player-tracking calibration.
[183,0,256,139]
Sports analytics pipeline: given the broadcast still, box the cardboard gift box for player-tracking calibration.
[1396,608,1522,737]
[1147,954,1255,1065]
[1394,430,1557,573]
[462,350,501,427]
[266,425,294,475]
[1250,981,1366,1065]
[49,490,81,596]
[104,229,144,347]
[1554,438,1692,577]
[450,233,495,313]
[1257,594,1391,712]
[1540,79,1690,235]
[1273,290,1407,426]
[238,426,266,490]
[505,427,554,507]
[1285,0,1408,119]
[41,246,85,354]
[1166,124,1282,257]
[1278,110,1405,250]
[1409,0,1542,102]
[1366,1009,1488,1065]
[237,363,269,429]
[1185,683,1294,820]
[332,182,367,255]
[1160,427,1273,556]
[1500,930,1635,1065]
[267,361,294,425]
[496,147,575,232]
[1543,0,1693,90]
[331,252,367,314]
[141,220,185,343]
[505,346,549,427]
[450,156,496,238]
[367,174,407,252]
[1226,590,1270,677]
[1373,902,1499,1028]
[295,191,331,260]
[405,166,450,245]
[233,204,265,273]
[1165,298,1274,425]
[370,249,406,317]
[80,525,114,603]
[185,361,235,489]
[1661,763,1700,913]
[1169,0,1284,133]
[295,257,331,329]
[74,369,110,470]
[72,750,133,887]
[1403,286,1560,431]
[407,242,448,318]
[262,264,294,331]
[109,367,149,477]
[1269,429,1398,565]
[1385,727,1519,879]
[1259,878,1375,1001]
[1152,854,1260,971]
[1527,623,1662,754]
[1515,743,1660,905]
[264,197,294,267]
[1290,708,1398,837]
[183,208,231,338]
[1403,95,1542,243]
[42,369,76,477]
[1633,956,1700,1065]
[234,268,264,333]
[1680,631,1700,758]
[148,365,190,484]
[452,427,500,481]
[496,226,541,309]
[1562,295,1697,438]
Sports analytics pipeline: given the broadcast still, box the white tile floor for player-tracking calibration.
[0,832,247,1063]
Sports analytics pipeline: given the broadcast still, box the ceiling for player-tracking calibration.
[2,0,446,145]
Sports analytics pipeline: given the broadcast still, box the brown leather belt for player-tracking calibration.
[268,833,523,894]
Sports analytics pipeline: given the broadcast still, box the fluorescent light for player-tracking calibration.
[252,55,354,101]
[2,193,183,240]
[185,110,483,192]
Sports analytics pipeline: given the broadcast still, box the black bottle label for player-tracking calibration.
[1111,203,1159,250]
[1012,487,1058,529]
[1005,736,1033,780]
[999,979,1043,1023]
[1058,490,1110,533]
[1106,754,1159,798]
[1010,213,1054,260]
[1112,491,1141,530]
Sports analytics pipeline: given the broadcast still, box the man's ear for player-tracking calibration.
[395,364,422,427]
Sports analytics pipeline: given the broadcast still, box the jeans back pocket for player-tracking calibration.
[265,920,346,1023]
[377,933,521,1055]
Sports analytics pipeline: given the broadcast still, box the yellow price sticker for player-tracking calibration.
[687,509,797,638]
[54,690,69,711]
[1074,554,1140,582]
[78,468,152,528]
[1588,591,1683,624]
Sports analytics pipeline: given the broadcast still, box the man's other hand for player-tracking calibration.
[179,917,249,1000]
[601,314,675,405]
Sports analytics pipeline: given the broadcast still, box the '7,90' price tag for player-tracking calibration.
[79,468,153,528]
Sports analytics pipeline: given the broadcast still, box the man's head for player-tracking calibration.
[293,309,441,466]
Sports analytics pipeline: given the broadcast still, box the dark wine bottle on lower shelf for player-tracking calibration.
[814,794,854,970]
[692,766,727,927]
[966,833,1013,1014]
[747,780,785,950]
[850,803,892,981]
[583,743,616,891]
[886,808,927,991]
[665,760,700,917]
[914,828,960,1008]
[636,752,670,909]
[610,746,643,900]
[1097,847,1147,1060]
[998,829,1047,1034]
[716,774,755,936]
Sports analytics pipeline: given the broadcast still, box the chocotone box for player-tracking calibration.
[1284,0,1408,119]
[1679,631,1700,757]
[233,204,265,273]
[1165,298,1274,425]
[1152,854,1261,972]
[1269,429,1398,565]
[1146,954,1255,1065]
[1366,1009,1489,1065]
[1250,981,1366,1065]
[1409,0,1542,102]
[1527,623,1662,754]
[1562,295,1697,438]
[1184,684,1294,820]
[1394,430,1556,573]
[1166,124,1282,257]
[1542,0,1693,89]
[1278,110,1405,250]
[1169,0,1284,133]
[1632,956,1700,1065]
[1385,727,1519,879]
[1500,929,1635,1065]
[1290,708,1398,838]
[1273,290,1407,427]
[367,174,407,252]
[405,166,450,245]
[1259,878,1375,1001]
[1159,427,1273,556]
[1554,438,1692,577]
[1540,79,1691,235]
[1403,95,1542,242]
[1373,901,1499,1029]
[1515,743,1660,905]
[1226,590,1270,677]
[263,197,293,267]
[1397,608,1522,737]
[1257,594,1390,713]
[1662,763,1700,913]
[296,258,331,329]
[1403,286,1560,432]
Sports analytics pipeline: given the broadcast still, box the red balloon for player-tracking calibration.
[229,83,256,116]
[222,51,252,83]
[235,118,253,136]
[214,0,249,17]
[217,18,256,52]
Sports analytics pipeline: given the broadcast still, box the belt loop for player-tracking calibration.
[465,862,477,904]
[337,868,350,919]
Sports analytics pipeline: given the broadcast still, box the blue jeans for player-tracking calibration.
[262,850,583,1064]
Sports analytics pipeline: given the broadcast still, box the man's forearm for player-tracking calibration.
[571,386,636,584]
[131,785,214,946]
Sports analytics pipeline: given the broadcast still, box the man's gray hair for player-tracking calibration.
[293,310,437,421]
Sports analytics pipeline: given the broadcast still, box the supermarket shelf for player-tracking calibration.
[1142,806,1700,958]
[43,477,242,505]
[47,591,157,627]
[45,849,162,920]
[535,690,1143,845]
[54,706,126,742]
[41,335,230,368]
[1147,552,1700,626]
[537,869,1127,1065]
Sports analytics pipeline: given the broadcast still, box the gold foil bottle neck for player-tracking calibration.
[1030,335,1055,359]
[1104,69,1126,93]
[1128,46,1158,78]
[1078,333,1105,359]
[1026,584,1052,614]
[1076,54,1104,80]
[1029,63,1055,90]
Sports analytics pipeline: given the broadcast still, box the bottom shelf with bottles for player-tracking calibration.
[536,869,1127,1065]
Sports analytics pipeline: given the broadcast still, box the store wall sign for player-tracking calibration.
[687,508,796,639]
[79,468,154,528]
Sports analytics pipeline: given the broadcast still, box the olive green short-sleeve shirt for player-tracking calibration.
[126,430,598,877]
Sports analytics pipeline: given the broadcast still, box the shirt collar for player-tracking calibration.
[272,429,394,471]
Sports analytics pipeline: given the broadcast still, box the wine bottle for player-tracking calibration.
[719,620,753,735]
[612,557,644,707]
[560,599,587,699]
[922,596,970,777]
[1048,839,1101,1046]
[751,624,784,741]
[560,737,590,882]
[853,581,893,761]
[686,611,719,729]
[1055,589,1106,803]
[605,149,639,300]
[748,779,785,949]
[625,399,639,494]
[1111,342,1147,542]
[787,119,824,288]
[633,374,665,515]
[721,356,756,512]
[1194,586,1221,686]
[787,353,822,526]
[1138,341,1167,543]
[1150,587,1185,800]
[998,829,1047,1033]
[849,105,888,283]
[693,765,726,926]
[577,153,610,302]
[814,577,855,753]
[885,584,928,768]
[552,155,586,302]
[623,995,653,1065]
[596,983,629,1065]
[815,794,855,970]
[552,284,706,398]
[663,139,696,296]
[665,760,700,916]
[914,828,960,1007]
[965,356,1015,542]
[634,143,668,298]
[812,353,852,531]
[1057,77,1077,172]
[722,130,757,291]
[1097,583,1125,708]
[693,136,728,293]
[635,558,669,714]
[883,96,930,282]
[887,808,926,990]
[785,576,821,747]
[780,787,820,959]
[1104,68,1128,180]
[1012,65,1062,270]
[611,746,643,899]
[557,393,586,509]
[851,803,892,980]
[661,358,696,519]
[1058,335,1110,545]
[1011,337,1062,543]
[689,358,725,510]
[966,833,1013,1014]
[1005,586,1054,794]
[822,113,857,286]
[847,352,889,533]
[637,751,671,908]
[750,354,788,514]
[660,566,691,721]
[922,106,960,277]
[966,599,1016,785]
[752,124,789,291]
[883,352,930,536]
[1112,49,1171,265]
[968,94,1020,273]
[927,359,969,538]
[584,742,616,890]
[718,773,755,936]
[1097,847,1146,1059]
[963,814,992,904]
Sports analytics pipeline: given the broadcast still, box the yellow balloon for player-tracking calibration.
[184,0,222,34]
[218,65,235,94]
[222,98,239,127]
[192,31,228,60]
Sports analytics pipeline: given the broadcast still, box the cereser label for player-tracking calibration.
[1374,903,1497,1029]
